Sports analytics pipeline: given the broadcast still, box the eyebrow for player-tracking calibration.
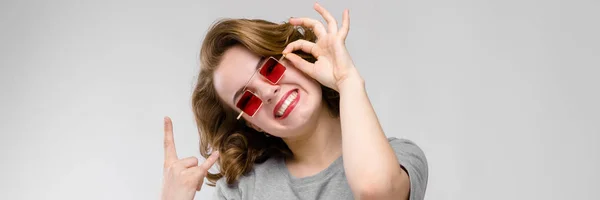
[232,57,266,104]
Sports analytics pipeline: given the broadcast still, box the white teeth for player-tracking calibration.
[276,91,298,117]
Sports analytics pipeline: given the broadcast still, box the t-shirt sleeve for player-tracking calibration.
[388,137,429,200]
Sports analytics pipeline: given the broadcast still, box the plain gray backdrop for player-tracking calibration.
[1,0,599,199]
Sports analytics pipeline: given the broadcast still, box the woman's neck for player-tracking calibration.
[282,104,342,168]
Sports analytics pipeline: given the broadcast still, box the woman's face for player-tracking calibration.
[213,45,323,138]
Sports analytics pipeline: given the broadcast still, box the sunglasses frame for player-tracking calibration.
[236,54,287,120]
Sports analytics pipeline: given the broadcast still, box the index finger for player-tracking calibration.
[163,116,178,163]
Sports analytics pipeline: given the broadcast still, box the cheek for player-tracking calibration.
[284,63,320,88]
[299,72,322,95]
[287,68,323,111]
[282,64,322,104]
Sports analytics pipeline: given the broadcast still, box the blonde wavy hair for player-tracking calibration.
[192,18,340,186]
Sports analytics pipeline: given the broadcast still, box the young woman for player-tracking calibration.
[161,3,428,200]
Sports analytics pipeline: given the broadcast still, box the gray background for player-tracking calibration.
[1,0,598,199]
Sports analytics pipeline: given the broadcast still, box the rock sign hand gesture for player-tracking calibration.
[161,117,219,200]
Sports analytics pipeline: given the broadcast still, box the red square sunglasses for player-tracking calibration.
[236,55,287,120]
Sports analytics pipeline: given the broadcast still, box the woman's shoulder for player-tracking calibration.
[387,137,425,154]
[386,137,428,171]
[387,137,429,200]
[214,156,284,198]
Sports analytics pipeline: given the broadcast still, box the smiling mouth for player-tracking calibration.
[273,89,300,119]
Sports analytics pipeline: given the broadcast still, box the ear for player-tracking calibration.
[246,122,264,132]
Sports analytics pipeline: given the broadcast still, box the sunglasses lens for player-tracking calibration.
[259,57,286,83]
[236,90,262,116]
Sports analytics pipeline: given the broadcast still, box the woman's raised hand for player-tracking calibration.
[283,3,361,92]
[161,116,219,200]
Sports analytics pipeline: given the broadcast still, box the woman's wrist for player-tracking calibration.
[337,68,365,94]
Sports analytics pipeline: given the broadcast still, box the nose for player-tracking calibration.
[251,79,280,104]
[262,84,280,105]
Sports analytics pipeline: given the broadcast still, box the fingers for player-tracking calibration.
[340,9,350,40]
[283,53,315,78]
[163,116,178,164]
[289,17,327,38]
[283,39,322,58]
[199,151,220,171]
[184,151,219,191]
[290,5,350,42]
[178,156,200,169]
[166,156,199,172]
[185,166,207,191]
[314,2,338,34]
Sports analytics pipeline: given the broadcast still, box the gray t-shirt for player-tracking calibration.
[213,137,428,200]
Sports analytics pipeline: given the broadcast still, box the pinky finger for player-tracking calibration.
[199,151,220,171]
[339,9,350,40]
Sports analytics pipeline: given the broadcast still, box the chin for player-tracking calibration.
[275,109,310,131]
